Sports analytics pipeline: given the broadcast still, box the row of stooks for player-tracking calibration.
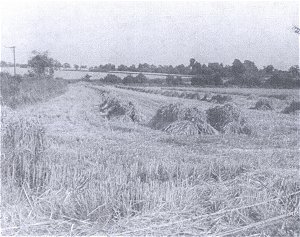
[116,85,300,114]
[98,91,252,135]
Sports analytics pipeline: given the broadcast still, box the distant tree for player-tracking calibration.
[166,75,175,85]
[191,73,223,86]
[89,64,115,72]
[1,61,8,67]
[289,65,299,77]
[54,61,62,69]
[166,75,183,86]
[201,64,214,75]
[174,64,189,75]
[135,73,148,83]
[191,62,202,75]
[19,64,28,68]
[292,26,300,34]
[232,59,246,75]
[189,58,196,68]
[208,63,224,76]
[265,72,300,88]
[118,64,128,71]
[212,73,223,86]
[109,64,115,71]
[74,64,79,70]
[80,65,87,69]
[27,51,59,76]
[137,63,152,72]
[263,65,274,74]
[102,74,122,84]
[243,60,258,72]
[129,64,136,72]
[123,75,135,84]
[191,75,206,86]
[228,71,261,87]
[63,63,71,68]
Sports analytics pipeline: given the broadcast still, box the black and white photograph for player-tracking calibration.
[0,0,299,236]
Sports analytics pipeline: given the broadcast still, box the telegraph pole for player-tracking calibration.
[5,46,16,76]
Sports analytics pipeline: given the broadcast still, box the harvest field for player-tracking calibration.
[1,79,299,236]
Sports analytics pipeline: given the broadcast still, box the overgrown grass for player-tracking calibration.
[0,72,68,108]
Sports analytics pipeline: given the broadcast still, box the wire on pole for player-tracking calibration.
[4,46,16,76]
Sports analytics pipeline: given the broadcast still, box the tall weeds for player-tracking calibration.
[0,72,68,108]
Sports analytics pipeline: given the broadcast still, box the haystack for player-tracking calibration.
[99,97,141,122]
[252,98,274,110]
[206,103,251,135]
[210,95,232,104]
[178,92,186,98]
[170,91,180,97]
[282,101,300,114]
[161,91,170,96]
[201,93,212,101]
[247,94,257,100]
[149,103,218,135]
[184,93,200,100]
[165,91,174,97]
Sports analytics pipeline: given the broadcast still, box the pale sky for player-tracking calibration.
[0,1,299,69]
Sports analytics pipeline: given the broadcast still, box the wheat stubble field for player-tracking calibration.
[1,80,300,236]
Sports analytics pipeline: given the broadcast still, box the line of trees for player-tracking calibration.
[1,60,87,71]
[189,58,300,88]
[1,61,28,68]
[92,58,299,88]
[7,50,300,88]
[90,63,190,74]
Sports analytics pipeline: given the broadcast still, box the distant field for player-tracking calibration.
[0,67,173,80]
[2,81,299,236]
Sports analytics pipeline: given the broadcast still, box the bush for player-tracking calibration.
[148,78,165,85]
[122,75,136,84]
[212,73,223,86]
[191,74,223,86]
[166,75,183,86]
[191,75,205,86]
[122,74,148,84]
[102,74,122,84]
[266,74,300,88]
[135,73,148,83]
[228,73,262,87]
